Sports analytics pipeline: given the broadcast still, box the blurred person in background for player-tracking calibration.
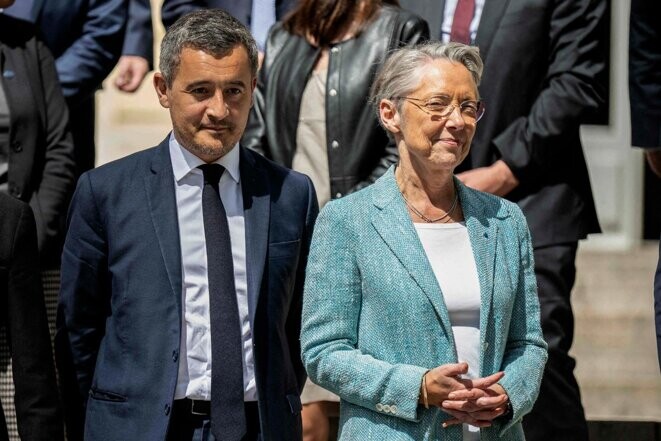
[241,1,427,438]
[115,0,153,93]
[4,0,126,177]
[629,0,661,369]
[161,0,298,55]
[0,2,75,439]
[397,1,608,439]
[301,42,547,441]
[1,194,63,441]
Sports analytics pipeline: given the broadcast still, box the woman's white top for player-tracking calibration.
[414,222,481,441]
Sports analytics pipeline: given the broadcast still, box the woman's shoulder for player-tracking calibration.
[458,183,526,222]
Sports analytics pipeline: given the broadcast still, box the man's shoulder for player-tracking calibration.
[83,143,164,183]
[242,147,310,186]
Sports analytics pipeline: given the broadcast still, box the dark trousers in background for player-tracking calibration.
[69,94,96,178]
[167,401,261,441]
[523,243,589,441]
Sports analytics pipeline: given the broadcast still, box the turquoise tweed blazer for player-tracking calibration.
[301,167,548,440]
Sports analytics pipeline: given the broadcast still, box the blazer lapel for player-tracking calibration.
[456,180,498,372]
[475,0,511,62]
[370,169,455,341]
[144,138,183,315]
[239,148,270,327]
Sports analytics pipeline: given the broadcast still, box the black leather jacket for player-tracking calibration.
[242,5,428,199]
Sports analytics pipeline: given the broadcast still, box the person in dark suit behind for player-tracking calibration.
[4,0,127,176]
[0,6,75,266]
[397,1,607,440]
[629,0,661,369]
[161,0,297,50]
[57,9,317,441]
[0,194,63,441]
[114,0,153,93]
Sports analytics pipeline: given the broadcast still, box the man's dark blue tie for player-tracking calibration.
[198,164,246,441]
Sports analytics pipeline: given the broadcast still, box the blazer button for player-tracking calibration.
[172,350,179,362]
[331,140,339,149]
[375,403,384,411]
[390,405,398,414]
[164,403,171,415]
[329,88,337,97]
[11,141,22,152]
[382,404,391,413]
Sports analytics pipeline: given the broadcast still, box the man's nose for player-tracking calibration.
[207,91,229,119]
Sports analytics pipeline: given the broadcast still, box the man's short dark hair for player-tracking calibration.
[159,9,259,86]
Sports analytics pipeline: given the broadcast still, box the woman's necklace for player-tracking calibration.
[401,190,459,223]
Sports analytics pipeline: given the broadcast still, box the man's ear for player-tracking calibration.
[153,72,171,109]
[379,99,401,134]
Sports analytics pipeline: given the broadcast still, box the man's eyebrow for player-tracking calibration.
[183,80,211,89]
[225,80,248,88]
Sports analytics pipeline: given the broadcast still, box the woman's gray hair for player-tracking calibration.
[369,42,483,121]
[159,9,259,86]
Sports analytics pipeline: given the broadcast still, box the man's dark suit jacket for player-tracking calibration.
[57,138,318,441]
[629,0,661,369]
[399,0,605,248]
[0,194,63,441]
[161,0,297,29]
[0,14,75,264]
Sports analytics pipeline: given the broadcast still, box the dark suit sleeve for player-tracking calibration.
[493,0,607,184]
[56,173,110,434]
[55,0,127,104]
[161,0,200,29]
[629,0,661,148]
[288,176,319,392]
[8,203,64,441]
[121,0,154,65]
[30,34,75,259]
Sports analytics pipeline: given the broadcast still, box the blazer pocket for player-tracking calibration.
[286,393,302,415]
[89,388,127,403]
[269,239,300,259]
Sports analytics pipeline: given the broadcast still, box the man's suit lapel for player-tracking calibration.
[475,0,511,62]
[456,180,498,368]
[239,148,270,327]
[370,170,455,340]
[144,139,183,314]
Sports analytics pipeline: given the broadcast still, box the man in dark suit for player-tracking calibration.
[0,194,63,441]
[57,9,317,441]
[5,0,126,176]
[629,0,661,369]
[398,1,607,440]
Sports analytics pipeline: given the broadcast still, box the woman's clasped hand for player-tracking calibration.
[421,362,509,428]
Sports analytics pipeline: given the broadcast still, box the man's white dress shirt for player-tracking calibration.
[169,134,257,402]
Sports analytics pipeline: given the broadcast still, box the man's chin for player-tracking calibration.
[185,139,236,162]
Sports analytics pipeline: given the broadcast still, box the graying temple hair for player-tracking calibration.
[369,42,484,125]
[159,9,259,86]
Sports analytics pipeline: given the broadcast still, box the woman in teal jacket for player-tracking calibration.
[301,42,548,440]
